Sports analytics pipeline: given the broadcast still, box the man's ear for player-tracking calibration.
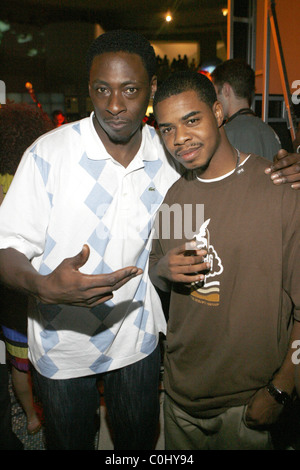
[213,101,224,127]
[222,82,231,98]
[150,76,157,98]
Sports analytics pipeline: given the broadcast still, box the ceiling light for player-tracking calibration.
[222,8,228,16]
[165,13,172,22]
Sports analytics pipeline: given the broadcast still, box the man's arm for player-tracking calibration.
[245,320,300,428]
[265,149,300,189]
[245,186,300,428]
[0,245,142,308]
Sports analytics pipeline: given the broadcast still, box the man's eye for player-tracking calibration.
[96,87,108,94]
[187,118,200,125]
[125,87,138,95]
[161,127,172,134]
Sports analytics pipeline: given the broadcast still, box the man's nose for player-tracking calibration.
[174,126,191,145]
[106,91,126,115]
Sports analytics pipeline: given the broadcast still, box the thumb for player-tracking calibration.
[274,148,288,162]
[70,244,90,270]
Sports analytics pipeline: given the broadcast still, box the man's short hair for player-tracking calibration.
[211,59,255,105]
[153,71,217,111]
[86,29,156,82]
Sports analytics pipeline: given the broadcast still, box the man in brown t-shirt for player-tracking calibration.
[149,71,300,450]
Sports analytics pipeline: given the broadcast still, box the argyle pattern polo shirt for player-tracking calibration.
[0,114,180,379]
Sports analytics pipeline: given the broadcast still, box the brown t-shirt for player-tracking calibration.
[150,155,300,418]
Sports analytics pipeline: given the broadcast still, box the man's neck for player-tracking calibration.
[93,115,143,168]
[227,98,249,118]
[196,136,240,180]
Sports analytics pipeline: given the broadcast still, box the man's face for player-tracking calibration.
[89,51,156,144]
[155,90,223,172]
[54,113,65,126]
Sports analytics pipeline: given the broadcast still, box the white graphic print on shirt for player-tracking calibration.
[189,219,223,307]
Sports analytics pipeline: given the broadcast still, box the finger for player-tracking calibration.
[273,148,290,162]
[172,261,210,279]
[70,268,143,306]
[71,293,114,308]
[177,272,206,284]
[180,254,209,268]
[270,164,300,180]
[183,249,208,259]
[265,153,300,174]
[112,266,143,280]
[110,269,144,291]
[81,266,143,290]
[271,172,300,186]
[90,295,114,307]
[182,261,210,275]
[264,150,289,172]
[69,244,90,270]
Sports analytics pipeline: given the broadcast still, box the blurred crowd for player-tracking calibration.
[155,54,198,83]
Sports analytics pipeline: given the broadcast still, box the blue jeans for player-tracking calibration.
[32,346,161,450]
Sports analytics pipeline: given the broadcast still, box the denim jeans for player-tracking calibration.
[32,345,161,450]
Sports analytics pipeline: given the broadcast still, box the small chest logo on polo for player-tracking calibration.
[189,219,223,306]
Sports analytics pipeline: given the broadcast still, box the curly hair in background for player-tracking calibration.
[0,102,54,438]
[0,103,54,175]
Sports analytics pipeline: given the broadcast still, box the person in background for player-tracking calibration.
[149,71,300,450]
[211,59,282,162]
[52,109,67,127]
[0,102,54,436]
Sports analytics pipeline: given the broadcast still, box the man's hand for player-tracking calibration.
[244,386,284,428]
[265,149,300,189]
[36,244,143,307]
[155,242,210,285]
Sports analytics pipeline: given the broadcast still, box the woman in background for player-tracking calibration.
[0,102,53,435]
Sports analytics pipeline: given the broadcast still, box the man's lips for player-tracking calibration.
[175,145,203,161]
[105,119,129,129]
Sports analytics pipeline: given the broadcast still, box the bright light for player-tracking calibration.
[165,14,172,22]
[222,8,228,16]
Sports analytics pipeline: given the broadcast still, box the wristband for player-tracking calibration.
[266,381,292,406]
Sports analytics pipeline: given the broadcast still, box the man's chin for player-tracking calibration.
[180,159,210,173]
[107,132,133,145]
